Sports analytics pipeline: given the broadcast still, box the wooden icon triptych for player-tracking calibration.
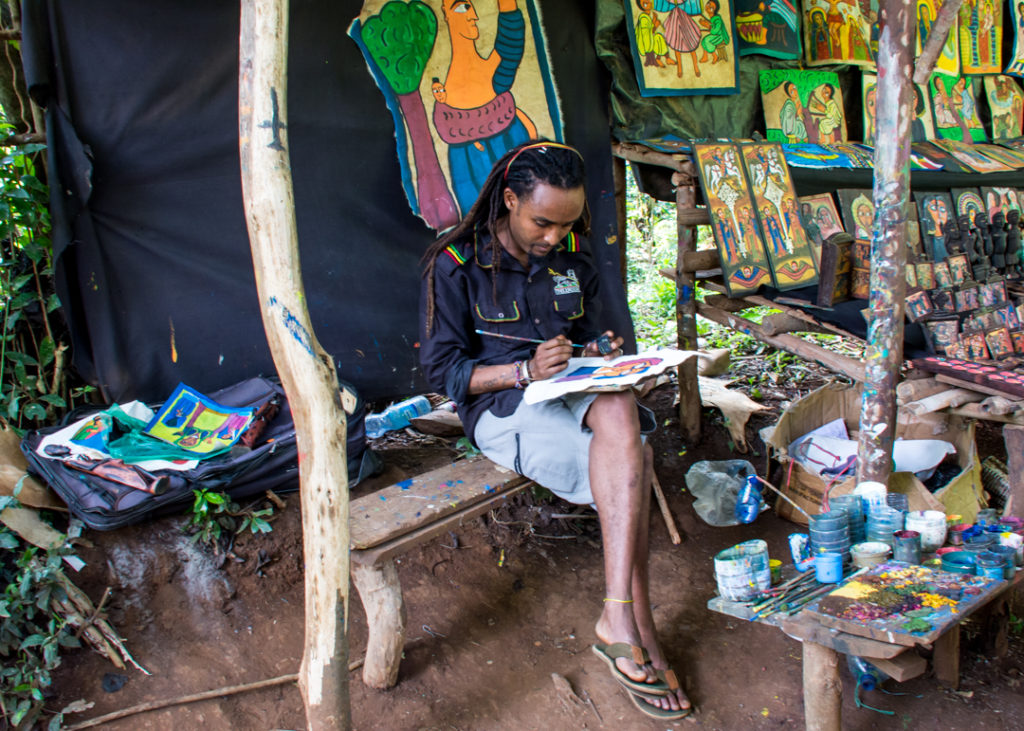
[694,141,818,297]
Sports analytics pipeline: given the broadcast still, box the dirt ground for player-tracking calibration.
[49,369,1024,730]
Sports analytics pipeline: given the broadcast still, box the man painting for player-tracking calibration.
[419,141,692,722]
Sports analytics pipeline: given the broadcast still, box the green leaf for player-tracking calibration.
[205,492,227,505]
[38,394,66,407]
[20,633,46,649]
[38,336,54,368]
[6,350,38,367]
[46,292,61,312]
[22,403,46,421]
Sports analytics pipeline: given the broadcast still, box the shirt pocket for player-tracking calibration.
[553,292,584,320]
[474,298,522,324]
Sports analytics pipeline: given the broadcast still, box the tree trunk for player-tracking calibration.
[238,1,351,728]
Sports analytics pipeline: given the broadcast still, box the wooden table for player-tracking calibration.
[709,568,1023,730]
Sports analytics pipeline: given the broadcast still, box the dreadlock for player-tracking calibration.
[422,139,590,336]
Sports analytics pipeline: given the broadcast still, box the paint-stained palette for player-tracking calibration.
[913,356,1024,398]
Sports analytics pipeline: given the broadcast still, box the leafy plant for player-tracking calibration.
[185,489,276,550]
[0,519,79,730]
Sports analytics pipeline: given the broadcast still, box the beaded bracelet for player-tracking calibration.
[512,359,532,389]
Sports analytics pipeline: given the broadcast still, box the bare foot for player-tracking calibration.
[594,604,658,687]
[632,608,692,713]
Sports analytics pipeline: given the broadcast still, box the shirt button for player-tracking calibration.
[534,318,541,324]
[498,313,504,318]
[528,277,532,283]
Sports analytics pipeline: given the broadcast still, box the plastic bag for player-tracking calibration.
[685,459,757,526]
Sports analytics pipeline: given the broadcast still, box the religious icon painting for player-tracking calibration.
[951,187,985,224]
[906,289,934,321]
[906,263,919,288]
[958,0,1002,75]
[947,253,971,285]
[911,141,970,172]
[1012,329,1024,354]
[931,139,1013,173]
[734,0,801,59]
[740,142,819,289]
[945,341,969,360]
[955,284,980,311]
[915,191,955,261]
[692,142,773,296]
[923,318,961,353]
[350,0,563,230]
[996,302,1022,329]
[916,261,936,289]
[962,330,991,360]
[1007,0,1024,76]
[623,0,741,97]
[802,0,874,67]
[862,73,935,144]
[916,0,960,76]
[850,266,870,298]
[981,186,1023,219]
[760,69,846,144]
[979,279,1008,306]
[974,306,1000,329]
[851,237,871,268]
[929,73,986,142]
[933,261,953,288]
[836,188,875,239]
[985,327,1014,359]
[798,192,843,261]
[984,76,1024,139]
[931,287,956,314]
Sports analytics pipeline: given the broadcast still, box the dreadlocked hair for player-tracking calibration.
[422,139,590,336]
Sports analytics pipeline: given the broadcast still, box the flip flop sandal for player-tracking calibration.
[630,667,683,702]
[591,642,670,696]
[628,689,694,721]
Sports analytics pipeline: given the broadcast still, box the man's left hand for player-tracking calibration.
[583,331,624,360]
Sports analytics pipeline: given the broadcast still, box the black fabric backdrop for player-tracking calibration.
[20,0,630,403]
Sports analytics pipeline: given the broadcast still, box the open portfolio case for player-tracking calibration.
[20,377,378,530]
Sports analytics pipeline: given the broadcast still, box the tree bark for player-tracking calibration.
[238,1,351,728]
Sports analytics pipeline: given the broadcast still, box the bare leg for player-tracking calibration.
[589,392,657,686]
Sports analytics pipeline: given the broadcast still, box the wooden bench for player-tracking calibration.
[349,455,532,688]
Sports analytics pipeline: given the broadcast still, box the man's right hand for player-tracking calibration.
[528,335,573,380]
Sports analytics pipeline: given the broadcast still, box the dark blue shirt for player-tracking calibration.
[419,227,604,442]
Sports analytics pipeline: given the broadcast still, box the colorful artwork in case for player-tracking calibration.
[760,69,847,144]
[798,192,844,257]
[952,187,985,224]
[733,0,801,59]
[929,73,986,142]
[802,0,875,67]
[980,186,1022,219]
[693,142,773,296]
[837,188,875,239]
[984,75,1024,139]
[863,73,934,144]
[741,143,818,289]
[916,0,960,76]
[1007,0,1024,77]
[624,0,741,96]
[958,0,1001,75]
[915,191,955,261]
[350,0,562,229]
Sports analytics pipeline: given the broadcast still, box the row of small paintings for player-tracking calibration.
[761,69,1024,146]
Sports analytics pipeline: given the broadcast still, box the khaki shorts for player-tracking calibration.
[474,393,655,506]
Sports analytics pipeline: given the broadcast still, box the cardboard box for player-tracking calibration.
[763,382,986,525]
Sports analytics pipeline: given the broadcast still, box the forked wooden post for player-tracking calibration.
[239,0,352,727]
[675,174,701,442]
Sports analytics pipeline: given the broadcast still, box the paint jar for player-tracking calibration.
[904,510,948,552]
[831,495,866,543]
[946,514,963,526]
[949,523,971,546]
[975,550,1008,580]
[814,552,844,583]
[965,533,996,553]
[885,492,909,513]
[809,510,847,532]
[850,541,891,569]
[988,545,1018,579]
[853,481,887,511]
[976,508,999,527]
[998,532,1024,566]
[940,551,976,575]
[866,507,905,546]
[714,539,771,601]
[892,530,922,564]
[769,559,783,585]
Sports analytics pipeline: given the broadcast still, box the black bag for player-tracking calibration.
[21,377,378,530]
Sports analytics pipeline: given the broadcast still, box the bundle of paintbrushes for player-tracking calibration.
[746,566,866,620]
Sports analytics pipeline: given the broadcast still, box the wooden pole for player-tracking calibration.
[239,1,352,728]
[856,0,914,486]
[802,641,842,730]
[675,175,701,442]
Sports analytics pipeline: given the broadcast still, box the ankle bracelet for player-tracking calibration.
[603,597,633,604]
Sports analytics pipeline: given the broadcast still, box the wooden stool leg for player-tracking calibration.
[803,641,842,731]
[351,559,406,689]
[933,625,960,690]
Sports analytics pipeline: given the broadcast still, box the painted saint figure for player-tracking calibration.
[655,0,706,77]
[809,83,842,143]
[780,82,809,142]
[634,0,675,67]
[698,0,731,64]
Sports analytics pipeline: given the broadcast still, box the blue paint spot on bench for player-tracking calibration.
[397,479,413,490]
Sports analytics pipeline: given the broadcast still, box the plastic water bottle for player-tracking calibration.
[365,395,432,439]
[734,475,764,524]
[847,655,888,692]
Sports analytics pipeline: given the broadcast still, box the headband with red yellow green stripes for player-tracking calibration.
[503,142,584,180]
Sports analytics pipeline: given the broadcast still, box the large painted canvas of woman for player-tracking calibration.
[350,0,562,229]
[624,0,741,95]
